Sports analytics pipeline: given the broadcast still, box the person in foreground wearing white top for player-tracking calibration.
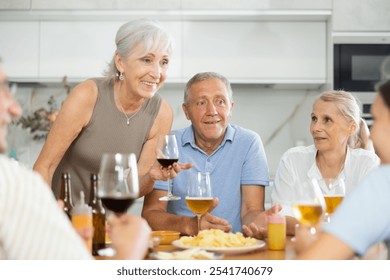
[271,90,380,235]
[296,80,390,259]
[0,59,150,259]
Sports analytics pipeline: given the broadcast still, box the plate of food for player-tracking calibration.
[150,248,223,260]
[172,229,265,255]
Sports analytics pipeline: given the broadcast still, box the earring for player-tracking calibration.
[119,72,124,81]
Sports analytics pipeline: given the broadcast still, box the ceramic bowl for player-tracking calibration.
[151,230,180,245]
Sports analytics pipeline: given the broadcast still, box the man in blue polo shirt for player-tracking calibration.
[142,72,279,237]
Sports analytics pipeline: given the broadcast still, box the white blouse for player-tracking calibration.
[0,155,92,259]
[271,145,380,216]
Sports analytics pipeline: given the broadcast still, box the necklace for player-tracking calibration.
[119,103,141,126]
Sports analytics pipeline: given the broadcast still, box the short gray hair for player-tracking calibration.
[104,18,174,80]
[183,72,233,104]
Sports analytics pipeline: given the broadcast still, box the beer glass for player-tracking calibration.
[292,179,325,236]
[185,172,213,234]
[317,178,345,223]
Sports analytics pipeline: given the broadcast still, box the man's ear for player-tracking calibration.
[182,103,190,120]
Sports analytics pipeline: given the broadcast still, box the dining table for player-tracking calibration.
[96,238,387,260]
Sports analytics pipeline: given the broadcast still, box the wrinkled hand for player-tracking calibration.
[197,198,232,234]
[108,214,151,260]
[242,204,282,240]
[140,161,193,196]
[149,161,193,181]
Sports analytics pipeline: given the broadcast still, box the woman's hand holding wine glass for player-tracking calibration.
[156,134,181,201]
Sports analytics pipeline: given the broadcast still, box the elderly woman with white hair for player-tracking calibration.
[33,18,191,202]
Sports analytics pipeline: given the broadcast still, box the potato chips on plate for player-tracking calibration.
[173,229,265,255]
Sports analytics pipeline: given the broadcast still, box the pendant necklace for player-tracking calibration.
[119,103,141,126]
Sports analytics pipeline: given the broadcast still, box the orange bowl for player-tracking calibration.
[151,230,180,245]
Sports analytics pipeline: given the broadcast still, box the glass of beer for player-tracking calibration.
[292,179,325,236]
[317,178,345,223]
[185,172,213,234]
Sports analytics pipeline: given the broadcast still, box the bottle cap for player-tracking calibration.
[268,213,285,224]
[72,191,92,216]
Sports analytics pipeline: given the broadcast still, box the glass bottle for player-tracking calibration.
[59,172,74,220]
[89,173,106,255]
[72,191,93,253]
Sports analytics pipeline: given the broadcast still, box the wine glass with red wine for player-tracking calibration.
[98,153,139,215]
[156,134,181,201]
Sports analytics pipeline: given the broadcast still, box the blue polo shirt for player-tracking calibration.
[154,124,269,232]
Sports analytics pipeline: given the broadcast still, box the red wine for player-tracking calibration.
[157,158,178,168]
[101,196,137,214]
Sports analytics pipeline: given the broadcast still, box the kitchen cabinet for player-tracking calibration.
[0,21,39,79]
[181,0,332,10]
[333,0,390,32]
[39,21,181,82]
[0,0,30,9]
[31,0,181,10]
[4,0,331,11]
[182,21,326,83]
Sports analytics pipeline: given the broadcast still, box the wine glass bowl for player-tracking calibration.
[292,179,325,235]
[185,172,213,234]
[317,178,345,222]
[156,135,181,201]
[98,153,139,215]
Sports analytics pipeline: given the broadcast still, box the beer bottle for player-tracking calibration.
[59,172,74,220]
[89,173,106,255]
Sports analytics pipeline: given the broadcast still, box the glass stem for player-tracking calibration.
[197,215,201,234]
[166,171,172,197]
[310,226,317,236]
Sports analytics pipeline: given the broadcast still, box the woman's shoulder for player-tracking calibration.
[348,147,379,162]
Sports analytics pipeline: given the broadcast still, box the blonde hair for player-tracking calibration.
[315,90,371,150]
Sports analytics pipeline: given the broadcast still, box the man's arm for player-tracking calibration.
[142,190,231,236]
[241,185,265,226]
[142,190,198,236]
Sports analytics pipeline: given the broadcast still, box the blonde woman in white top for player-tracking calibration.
[271,90,380,235]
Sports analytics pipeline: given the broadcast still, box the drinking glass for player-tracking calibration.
[317,178,345,223]
[292,179,325,236]
[156,134,181,201]
[98,153,139,215]
[185,172,213,234]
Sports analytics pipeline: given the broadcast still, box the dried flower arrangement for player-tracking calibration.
[16,96,59,141]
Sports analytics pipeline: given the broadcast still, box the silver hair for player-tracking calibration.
[103,18,173,80]
[183,72,233,104]
[315,90,370,150]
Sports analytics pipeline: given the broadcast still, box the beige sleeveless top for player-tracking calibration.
[52,78,162,202]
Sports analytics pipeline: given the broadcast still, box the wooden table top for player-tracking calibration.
[96,238,386,260]
[146,238,297,260]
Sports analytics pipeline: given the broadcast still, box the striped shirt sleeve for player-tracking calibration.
[0,156,92,259]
